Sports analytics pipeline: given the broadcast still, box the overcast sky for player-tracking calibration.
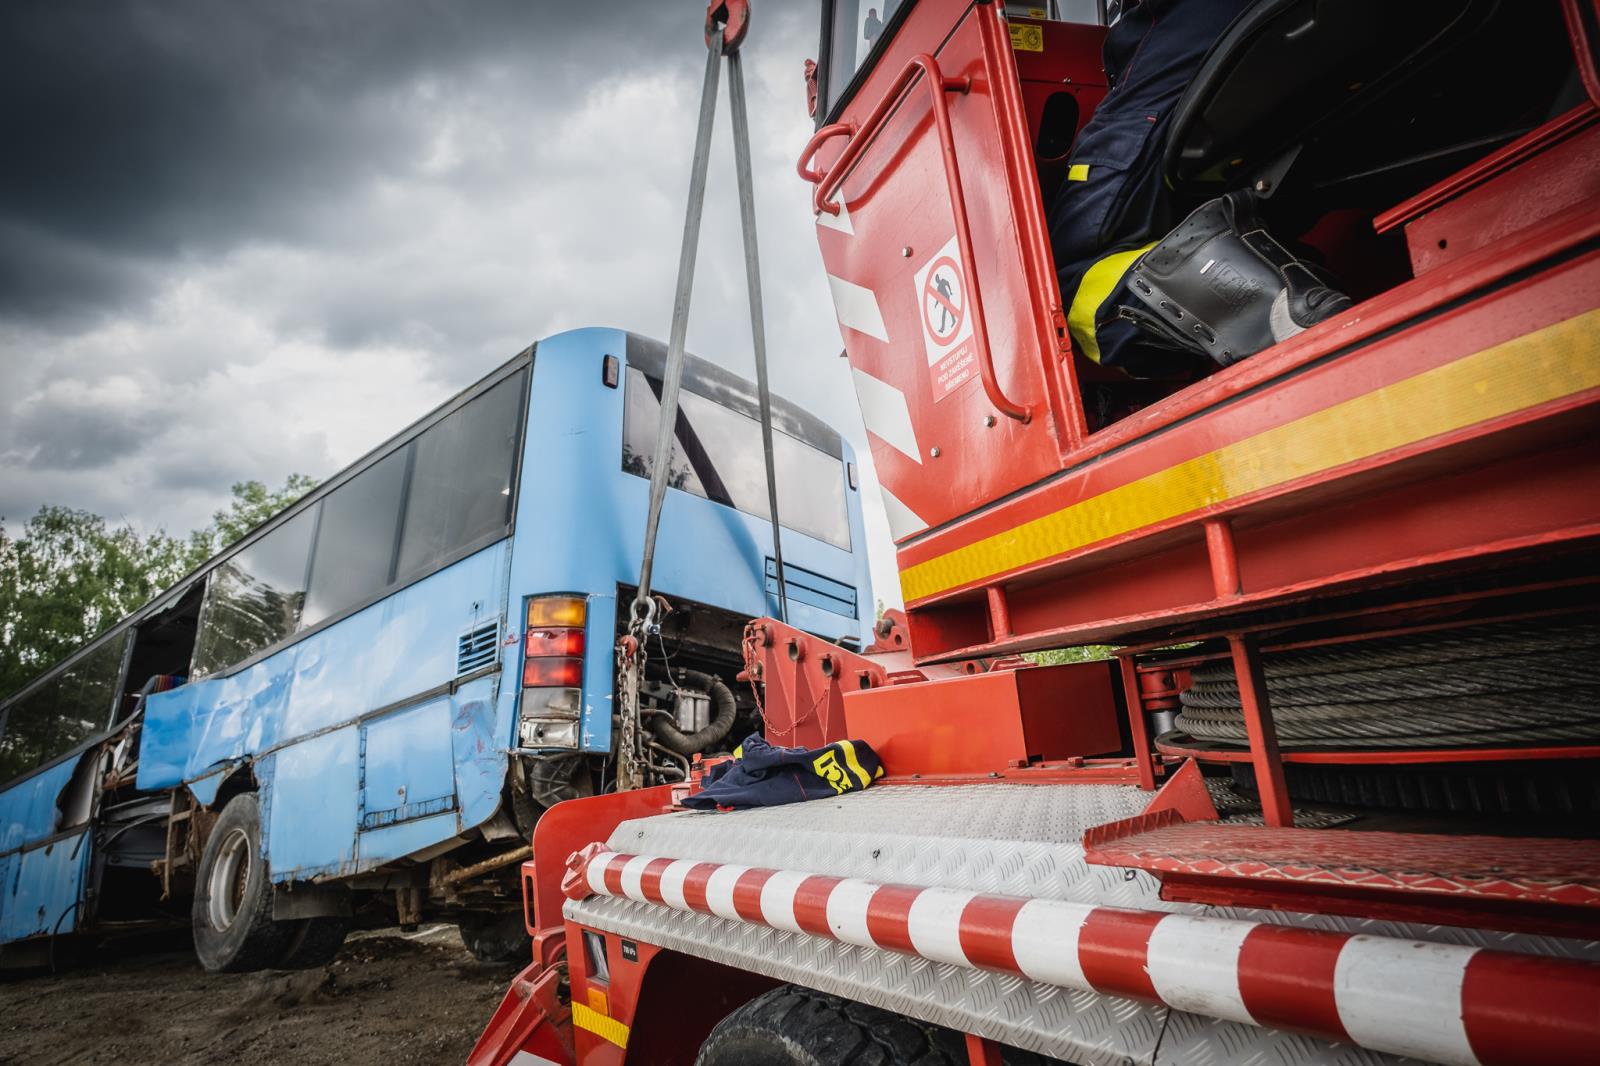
[0,0,905,606]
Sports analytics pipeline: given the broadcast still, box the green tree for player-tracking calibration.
[0,474,317,701]
[186,474,320,563]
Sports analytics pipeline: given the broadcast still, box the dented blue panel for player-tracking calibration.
[138,541,512,794]
[266,728,360,881]
[1,831,90,941]
[361,698,456,830]
[357,809,462,870]
[449,676,505,832]
[0,758,79,854]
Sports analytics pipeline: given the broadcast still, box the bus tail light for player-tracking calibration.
[522,656,583,688]
[521,595,587,750]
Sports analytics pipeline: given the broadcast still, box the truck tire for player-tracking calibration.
[275,915,349,970]
[192,792,292,973]
[697,985,1053,1065]
[457,910,531,963]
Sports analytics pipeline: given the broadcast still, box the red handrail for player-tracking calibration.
[798,53,1033,422]
[796,122,853,186]
[1562,0,1600,110]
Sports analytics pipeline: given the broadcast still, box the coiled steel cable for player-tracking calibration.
[1174,620,1600,747]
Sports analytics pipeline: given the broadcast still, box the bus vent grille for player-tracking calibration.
[456,621,501,676]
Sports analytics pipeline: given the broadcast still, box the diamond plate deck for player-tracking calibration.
[566,783,1598,1064]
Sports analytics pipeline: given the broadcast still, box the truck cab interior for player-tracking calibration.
[816,0,1593,435]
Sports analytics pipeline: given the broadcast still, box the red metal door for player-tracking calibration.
[807,1,1073,540]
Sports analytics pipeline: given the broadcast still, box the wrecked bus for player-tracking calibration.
[0,327,871,970]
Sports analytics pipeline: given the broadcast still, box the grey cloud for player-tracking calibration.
[0,0,907,604]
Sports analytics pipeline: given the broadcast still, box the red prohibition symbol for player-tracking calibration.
[921,255,965,343]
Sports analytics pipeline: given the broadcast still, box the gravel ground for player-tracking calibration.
[0,924,518,1065]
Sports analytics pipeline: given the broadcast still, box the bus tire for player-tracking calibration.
[697,985,993,1066]
[457,910,531,964]
[191,793,291,973]
[275,916,349,970]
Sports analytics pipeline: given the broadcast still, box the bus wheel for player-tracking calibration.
[192,793,291,973]
[697,985,977,1065]
[275,916,349,970]
[456,910,531,964]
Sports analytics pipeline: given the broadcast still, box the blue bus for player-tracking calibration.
[0,327,871,970]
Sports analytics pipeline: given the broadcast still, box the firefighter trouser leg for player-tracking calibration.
[1047,0,1254,372]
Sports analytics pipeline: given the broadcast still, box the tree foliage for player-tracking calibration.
[0,475,317,701]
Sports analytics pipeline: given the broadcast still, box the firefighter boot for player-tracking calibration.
[1119,191,1350,367]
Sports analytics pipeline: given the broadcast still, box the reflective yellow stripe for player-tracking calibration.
[837,739,872,788]
[1066,241,1156,364]
[901,309,1600,602]
[573,1001,629,1049]
[1067,163,1090,182]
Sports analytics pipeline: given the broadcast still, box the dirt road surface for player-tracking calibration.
[0,925,517,1065]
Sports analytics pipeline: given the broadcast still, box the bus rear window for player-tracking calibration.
[622,368,851,551]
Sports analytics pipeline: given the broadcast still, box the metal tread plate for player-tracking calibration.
[568,783,1598,1064]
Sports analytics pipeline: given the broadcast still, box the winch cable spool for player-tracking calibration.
[1174,618,1600,748]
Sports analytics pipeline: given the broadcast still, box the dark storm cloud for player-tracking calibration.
[0,0,680,323]
[0,0,908,603]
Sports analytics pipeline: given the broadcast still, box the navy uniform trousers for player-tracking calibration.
[1047,0,1254,375]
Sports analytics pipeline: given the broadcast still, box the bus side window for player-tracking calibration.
[394,370,524,582]
[0,629,130,784]
[190,508,317,678]
[302,447,408,628]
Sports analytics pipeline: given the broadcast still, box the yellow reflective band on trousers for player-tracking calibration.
[837,739,874,787]
[900,308,1600,603]
[573,1001,629,1049]
[1067,241,1157,365]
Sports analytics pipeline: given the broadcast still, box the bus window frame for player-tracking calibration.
[0,349,534,791]
[189,358,532,683]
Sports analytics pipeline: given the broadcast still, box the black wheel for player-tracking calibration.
[191,793,291,973]
[697,985,1043,1066]
[275,915,349,970]
[457,910,531,963]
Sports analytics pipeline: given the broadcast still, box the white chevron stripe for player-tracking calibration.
[879,486,928,541]
[816,199,854,235]
[827,274,889,342]
[851,368,920,464]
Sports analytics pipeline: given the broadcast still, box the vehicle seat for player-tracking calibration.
[1161,0,1574,205]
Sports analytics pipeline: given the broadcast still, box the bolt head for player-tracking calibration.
[930,446,942,458]
[900,246,913,257]
[982,414,996,428]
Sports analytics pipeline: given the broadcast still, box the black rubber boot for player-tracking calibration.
[1120,191,1351,366]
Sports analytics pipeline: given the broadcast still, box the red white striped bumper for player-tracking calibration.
[565,847,1600,1066]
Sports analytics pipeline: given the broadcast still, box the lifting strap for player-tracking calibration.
[619,6,784,791]
[632,14,787,633]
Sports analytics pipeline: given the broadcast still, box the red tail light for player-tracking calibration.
[523,656,584,688]
[525,628,585,658]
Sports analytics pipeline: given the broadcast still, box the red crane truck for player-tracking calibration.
[471,1,1600,1063]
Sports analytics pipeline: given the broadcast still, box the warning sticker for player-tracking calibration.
[1009,23,1044,52]
[913,236,977,402]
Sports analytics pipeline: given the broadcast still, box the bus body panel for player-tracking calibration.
[507,328,874,756]
[0,757,89,941]
[137,541,513,881]
[0,758,78,854]
[2,830,90,940]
